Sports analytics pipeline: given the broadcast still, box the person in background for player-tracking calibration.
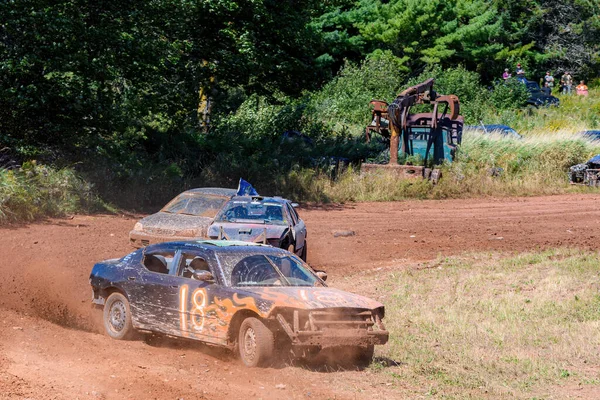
[542,82,552,96]
[576,80,589,96]
[502,68,511,80]
[515,63,526,82]
[544,71,555,88]
[561,71,573,94]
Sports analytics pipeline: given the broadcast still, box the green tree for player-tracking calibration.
[0,0,325,160]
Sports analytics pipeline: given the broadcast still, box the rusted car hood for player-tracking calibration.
[236,286,383,311]
[208,222,288,242]
[140,212,213,237]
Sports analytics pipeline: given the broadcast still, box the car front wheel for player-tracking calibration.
[300,241,308,262]
[103,292,135,340]
[238,317,274,367]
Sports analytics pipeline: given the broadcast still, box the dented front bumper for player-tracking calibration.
[276,309,389,347]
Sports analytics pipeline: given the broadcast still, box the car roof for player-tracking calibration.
[227,195,290,204]
[465,125,513,131]
[145,239,286,254]
[484,124,513,130]
[181,188,237,197]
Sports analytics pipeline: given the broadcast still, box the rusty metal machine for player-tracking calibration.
[363,79,463,180]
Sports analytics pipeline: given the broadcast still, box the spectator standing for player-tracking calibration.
[561,71,573,94]
[502,68,511,80]
[542,82,552,96]
[544,71,555,88]
[576,80,589,96]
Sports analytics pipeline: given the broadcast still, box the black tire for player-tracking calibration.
[238,317,275,367]
[286,243,295,255]
[103,292,135,340]
[300,241,308,262]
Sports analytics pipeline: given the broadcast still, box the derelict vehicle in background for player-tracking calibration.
[364,78,464,183]
[570,155,600,186]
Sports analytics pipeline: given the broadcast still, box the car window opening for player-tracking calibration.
[142,252,174,274]
[178,252,212,279]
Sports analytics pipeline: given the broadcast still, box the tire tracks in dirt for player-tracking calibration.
[2,194,600,399]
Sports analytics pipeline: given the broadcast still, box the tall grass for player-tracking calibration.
[0,162,109,223]
[289,130,600,202]
[481,90,600,134]
[432,131,600,198]
[365,249,600,398]
[5,130,595,222]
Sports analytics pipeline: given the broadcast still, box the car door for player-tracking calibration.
[172,249,227,345]
[286,202,306,252]
[126,247,184,335]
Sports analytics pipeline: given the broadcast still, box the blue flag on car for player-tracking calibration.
[237,178,258,196]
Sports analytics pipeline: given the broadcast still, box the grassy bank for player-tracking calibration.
[0,162,110,223]
[483,91,600,134]
[289,131,600,202]
[360,249,600,398]
[3,131,599,222]
[4,110,600,222]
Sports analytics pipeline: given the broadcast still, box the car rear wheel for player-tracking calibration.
[103,292,135,340]
[238,317,274,367]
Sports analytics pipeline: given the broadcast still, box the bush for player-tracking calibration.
[489,78,530,110]
[0,162,107,223]
[305,50,408,135]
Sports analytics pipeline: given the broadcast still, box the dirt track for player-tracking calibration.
[2,194,600,399]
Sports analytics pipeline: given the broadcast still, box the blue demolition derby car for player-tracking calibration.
[90,240,389,367]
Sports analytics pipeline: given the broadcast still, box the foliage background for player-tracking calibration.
[1,0,600,220]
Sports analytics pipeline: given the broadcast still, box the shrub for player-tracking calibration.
[305,50,408,135]
[0,162,107,223]
[489,78,530,110]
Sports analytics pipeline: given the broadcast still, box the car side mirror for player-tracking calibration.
[291,202,299,208]
[315,270,328,282]
[193,270,214,282]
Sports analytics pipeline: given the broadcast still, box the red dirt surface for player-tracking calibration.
[2,194,600,399]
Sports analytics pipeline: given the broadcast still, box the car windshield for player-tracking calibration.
[161,194,229,217]
[217,252,321,287]
[214,200,287,225]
